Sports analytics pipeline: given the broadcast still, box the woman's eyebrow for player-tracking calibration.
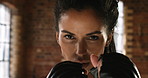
[61,30,75,35]
[86,31,102,35]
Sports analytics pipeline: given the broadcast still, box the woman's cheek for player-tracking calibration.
[60,38,76,58]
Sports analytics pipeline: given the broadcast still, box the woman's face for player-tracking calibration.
[56,9,111,71]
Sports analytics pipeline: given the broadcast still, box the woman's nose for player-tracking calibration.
[76,40,87,56]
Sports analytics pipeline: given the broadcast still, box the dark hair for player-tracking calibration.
[54,0,119,53]
[54,0,119,33]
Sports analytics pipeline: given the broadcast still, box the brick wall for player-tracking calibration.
[21,0,62,78]
[0,0,148,78]
[123,0,148,78]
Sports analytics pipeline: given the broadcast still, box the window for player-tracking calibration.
[114,1,125,54]
[0,4,11,78]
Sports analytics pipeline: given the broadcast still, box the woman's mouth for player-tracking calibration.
[73,60,90,68]
[82,62,90,68]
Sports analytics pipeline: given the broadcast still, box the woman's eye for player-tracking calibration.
[64,35,75,40]
[88,36,99,40]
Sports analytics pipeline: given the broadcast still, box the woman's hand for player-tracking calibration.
[90,54,102,78]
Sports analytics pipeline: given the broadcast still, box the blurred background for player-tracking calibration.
[0,0,147,78]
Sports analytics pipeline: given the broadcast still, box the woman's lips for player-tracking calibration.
[82,62,90,68]
[72,60,90,68]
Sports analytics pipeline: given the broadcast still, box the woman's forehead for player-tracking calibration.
[58,9,107,36]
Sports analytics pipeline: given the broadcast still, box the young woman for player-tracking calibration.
[47,0,141,78]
